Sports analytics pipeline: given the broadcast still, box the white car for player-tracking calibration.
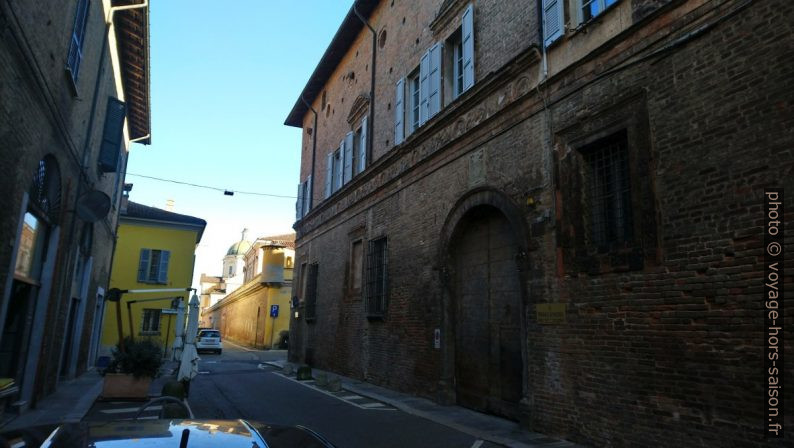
[196,329,222,354]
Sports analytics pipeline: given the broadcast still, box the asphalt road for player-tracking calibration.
[188,342,501,448]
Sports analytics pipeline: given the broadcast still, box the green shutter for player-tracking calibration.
[98,97,126,172]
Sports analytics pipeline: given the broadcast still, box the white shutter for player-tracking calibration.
[543,0,564,47]
[359,116,368,173]
[324,153,333,198]
[304,175,312,214]
[429,43,442,118]
[394,78,404,145]
[419,50,430,125]
[344,132,354,183]
[462,4,474,91]
[296,182,304,220]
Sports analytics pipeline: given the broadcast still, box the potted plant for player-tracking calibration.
[101,337,163,399]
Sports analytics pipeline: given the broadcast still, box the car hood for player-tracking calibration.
[0,419,335,448]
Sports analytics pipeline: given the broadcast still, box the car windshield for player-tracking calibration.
[199,331,220,338]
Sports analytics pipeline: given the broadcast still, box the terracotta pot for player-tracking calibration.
[102,373,152,399]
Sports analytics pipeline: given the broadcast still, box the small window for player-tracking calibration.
[141,309,161,333]
[66,0,90,84]
[581,131,633,251]
[366,237,388,317]
[444,29,464,102]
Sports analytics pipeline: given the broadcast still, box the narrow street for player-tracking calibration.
[188,343,501,448]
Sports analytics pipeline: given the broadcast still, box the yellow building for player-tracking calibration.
[207,235,294,349]
[99,197,206,358]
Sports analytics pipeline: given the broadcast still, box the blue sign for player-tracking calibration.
[270,305,279,317]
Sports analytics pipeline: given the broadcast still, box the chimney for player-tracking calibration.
[121,183,133,213]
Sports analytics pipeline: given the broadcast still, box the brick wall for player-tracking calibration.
[0,0,130,404]
[290,0,793,446]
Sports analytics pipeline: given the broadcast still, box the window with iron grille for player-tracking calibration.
[304,263,318,321]
[366,237,388,317]
[582,132,633,251]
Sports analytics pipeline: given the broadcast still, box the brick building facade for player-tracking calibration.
[0,0,149,414]
[285,0,793,445]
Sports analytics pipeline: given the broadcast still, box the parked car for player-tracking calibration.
[196,329,222,354]
[0,419,337,447]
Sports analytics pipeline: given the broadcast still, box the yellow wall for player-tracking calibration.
[100,221,200,356]
[209,247,293,349]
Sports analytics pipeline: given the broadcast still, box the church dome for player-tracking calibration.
[226,240,252,256]
[226,228,252,256]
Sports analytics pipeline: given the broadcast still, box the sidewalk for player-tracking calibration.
[1,360,181,431]
[264,359,582,448]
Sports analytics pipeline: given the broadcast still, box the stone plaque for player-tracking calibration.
[536,303,566,324]
[468,149,486,187]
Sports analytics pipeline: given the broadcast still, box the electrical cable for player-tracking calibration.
[126,172,297,198]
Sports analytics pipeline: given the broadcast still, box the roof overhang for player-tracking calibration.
[113,0,151,144]
[284,0,379,128]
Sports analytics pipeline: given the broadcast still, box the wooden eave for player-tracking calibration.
[112,1,151,144]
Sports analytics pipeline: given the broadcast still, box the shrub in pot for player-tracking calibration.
[102,337,163,399]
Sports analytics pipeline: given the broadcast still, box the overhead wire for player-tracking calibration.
[125,172,297,198]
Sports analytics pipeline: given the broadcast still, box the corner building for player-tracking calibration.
[285,1,793,446]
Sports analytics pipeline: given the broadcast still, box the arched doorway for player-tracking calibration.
[439,188,531,422]
[449,205,523,420]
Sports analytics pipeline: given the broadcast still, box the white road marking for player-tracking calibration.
[100,405,162,414]
[471,440,484,448]
[339,395,363,400]
[272,373,396,411]
[360,402,386,408]
[223,340,262,352]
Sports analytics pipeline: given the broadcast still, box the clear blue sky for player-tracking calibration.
[126,1,351,287]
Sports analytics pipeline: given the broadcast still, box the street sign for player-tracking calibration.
[270,305,279,317]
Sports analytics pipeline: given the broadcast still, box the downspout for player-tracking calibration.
[299,95,318,211]
[352,2,375,167]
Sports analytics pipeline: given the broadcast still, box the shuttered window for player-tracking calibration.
[579,0,619,24]
[98,97,126,172]
[428,43,442,119]
[543,0,565,47]
[461,4,474,91]
[66,0,90,83]
[303,176,312,215]
[366,237,388,317]
[296,182,304,220]
[394,78,405,145]
[419,52,430,125]
[343,132,354,184]
[334,147,343,191]
[324,153,333,199]
[137,249,170,284]
[358,116,368,173]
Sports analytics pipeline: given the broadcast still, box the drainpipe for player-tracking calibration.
[352,2,376,167]
[299,95,318,211]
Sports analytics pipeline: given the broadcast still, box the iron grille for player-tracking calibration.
[584,132,633,250]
